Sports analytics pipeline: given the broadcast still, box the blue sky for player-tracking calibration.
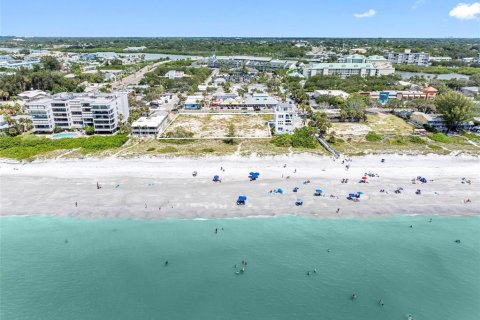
[1,0,480,37]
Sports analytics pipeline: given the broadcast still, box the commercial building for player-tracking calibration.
[384,49,430,66]
[244,93,279,111]
[274,103,296,134]
[184,95,204,110]
[26,92,129,134]
[360,86,437,102]
[131,113,169,137]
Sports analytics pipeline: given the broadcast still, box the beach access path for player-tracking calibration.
[1,154,479,219]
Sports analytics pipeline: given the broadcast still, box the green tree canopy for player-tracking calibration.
[309,112,331,136]
[40,56,62,71]
[434,92,475,131]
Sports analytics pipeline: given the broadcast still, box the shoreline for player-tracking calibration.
[1,154,479,219]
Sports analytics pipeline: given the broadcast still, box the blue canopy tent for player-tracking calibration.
[213,175,221,182]
[249,172,260,181]
[314,189,323,196]
[236,195,247,205]
[277,188,284,194]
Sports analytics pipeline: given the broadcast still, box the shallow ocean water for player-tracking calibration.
[1,215,479,320]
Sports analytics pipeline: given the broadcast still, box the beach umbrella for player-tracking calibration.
[277,188,284,194]
[362,176,367,180]
[349,193,356,197]
[238,196,247,201]
[316,189,323,193]
[357,192,364,195]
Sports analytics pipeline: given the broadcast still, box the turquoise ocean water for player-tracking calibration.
[1,215,479,320]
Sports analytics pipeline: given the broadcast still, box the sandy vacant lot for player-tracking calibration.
[165,114,272,138]
[331,114,415,136]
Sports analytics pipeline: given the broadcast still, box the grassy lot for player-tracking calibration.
[326,113,480,155]
[330,133,480,156]
[0,134,129,160]
[330,114,415,137]
[164,114,273,138]
[114,138,327,158]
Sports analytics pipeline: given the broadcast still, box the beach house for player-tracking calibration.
[131,113,169,137]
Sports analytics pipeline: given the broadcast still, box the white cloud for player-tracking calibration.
[354,9,376,18]
[449,2,480,20]
[412,0,427,9]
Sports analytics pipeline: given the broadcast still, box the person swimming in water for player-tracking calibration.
[351,293,357,300]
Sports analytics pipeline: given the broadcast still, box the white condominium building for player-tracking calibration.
[384,49,430,66]
[26,92,129,134]
[274,103,296,135]
[304,62,394,78]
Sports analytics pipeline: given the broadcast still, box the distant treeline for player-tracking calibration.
[394,64,480,76]
[1,37,478,59]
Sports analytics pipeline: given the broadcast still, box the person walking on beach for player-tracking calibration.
[336,208,340,214]
[145,203,147,209]
[75,202,78,207]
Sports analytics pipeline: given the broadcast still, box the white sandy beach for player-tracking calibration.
[1,154,479,219]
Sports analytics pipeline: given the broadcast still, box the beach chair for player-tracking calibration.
[314,189,323,196]
[236,196,247,205]
[295,198,304,206]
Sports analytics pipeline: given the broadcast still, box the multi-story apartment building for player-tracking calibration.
[303,61,395,78]
[384,49,430,66]
[274,103,296,135]
[26,92,129,134]
[207,55,297,71]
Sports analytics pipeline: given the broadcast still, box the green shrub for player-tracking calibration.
[165,127,194,138]
[146,147,156,152]
[201,147,215,153]
[291,127,318,149]
[408,136,426,144]
[158,146,178,153]
[365,131,382,142]
[388,136,408,145]
[429,133,451,144]
[271,134,292,147]
[85,126,95,135]
[222,138,237,145]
